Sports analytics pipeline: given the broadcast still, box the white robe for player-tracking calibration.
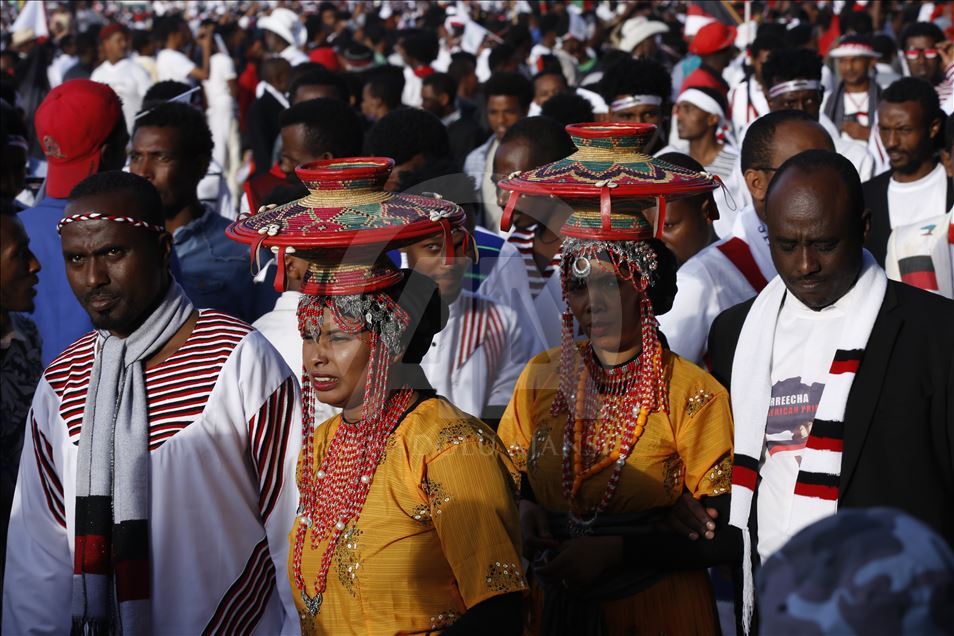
[420,290,536,419]
[3,311,302,635]
[658,204,777,365]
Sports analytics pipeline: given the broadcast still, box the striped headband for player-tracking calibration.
[56,212,166,235]
[677,88,725,119]
[610,94,663,112]
[767,79,823,99]
[829,42,878,59]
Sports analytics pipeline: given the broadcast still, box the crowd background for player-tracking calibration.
[2,1,954,634]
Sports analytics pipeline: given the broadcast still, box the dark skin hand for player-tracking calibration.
[666,490,719,540]
[536,535,623,588]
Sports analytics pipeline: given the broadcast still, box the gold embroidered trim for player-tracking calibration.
[507,442,528,472]
[333,523,362,595]
[706,455,732,495]
[430,610,461,630]
[484,561,527,592]
[528,426,552,473]
[435,420,491,452]
[424,479,452,515]
[686,389,715,417]
[411,502,432,525]
[662,453,685,498]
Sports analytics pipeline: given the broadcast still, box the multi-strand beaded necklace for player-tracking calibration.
[291,293,412,615]
[555,239,669,531]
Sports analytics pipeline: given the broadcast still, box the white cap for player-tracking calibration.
[258,7,305,49]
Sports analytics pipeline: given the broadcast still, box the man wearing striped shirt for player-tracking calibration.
[3,172,301,634]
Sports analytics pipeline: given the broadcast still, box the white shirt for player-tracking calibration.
[729,78,769,140]
[841,90,870,128]
[420,290,535,418]
[3,311,301,634]
[47,53,77,88]
[887,163,948,230]
[658,204,776,365]
[757,291,848,561]
[203,52,237,112]
[91,57,153,133]
[886,210,954,299]
[156,48,197,83]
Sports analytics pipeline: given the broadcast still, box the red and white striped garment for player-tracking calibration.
[3,311,302,635]
[506,224,562,300]
[420,290,536,419]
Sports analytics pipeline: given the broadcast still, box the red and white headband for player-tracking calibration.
[829,43,879,59]
[56,212,166,235]
[767,79,823,100]
[610,94,664,112]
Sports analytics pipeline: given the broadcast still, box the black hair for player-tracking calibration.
[448,54,477,83]
[500,115,576,167]
[363,21,387,46]
[74,30,98,56]
[134,102,214,162]
[533,68,568,87]
[305,14,325,43]
[130,29,154,53]
[761,48,822,89]
[422,72,458,101]
[141,80,196,109]
[488,43,516,72]
[400,29,439,65]
[68,170,164,227]
[385,269,448,364]
[899,21,945,50]
[871,33,896,61]
[945,112,954,154]
[656,151,715,209]
[882,76,942,127]
[538,13,562,37]
[279,98,364,158]
[839,7,873,35]
[364,107,449,165]
[647,238,678,316]
[740,109,821,173]
[288,67,349,102]
[598,57,671,102]
[749,33,784,56]
[540,93,594,127]
[536,54,565,76]
[484,72,533,110]
[766,149,864,221]
[154,15,184,45]
[363,65,405,110]
[783,23,815,48]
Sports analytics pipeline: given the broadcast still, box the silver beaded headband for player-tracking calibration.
[56,212,166,235]
[561,237,659,288]
[767,79,823,100]
[610,94,664,112]
[299,293,409,354]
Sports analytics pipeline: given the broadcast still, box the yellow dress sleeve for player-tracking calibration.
[425,440,528,609]
[674,385,734,499]
[496,359,538,473]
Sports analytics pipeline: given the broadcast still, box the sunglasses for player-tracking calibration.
[903,48,938,60]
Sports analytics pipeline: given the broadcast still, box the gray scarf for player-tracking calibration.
[72,282,194,635]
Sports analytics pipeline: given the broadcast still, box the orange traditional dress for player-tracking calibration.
[494,122,734,635]
[291,397,527,634]
[498,345,732,635]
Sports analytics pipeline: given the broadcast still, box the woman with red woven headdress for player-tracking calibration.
[227,158,526,634]
[496,124,735,634]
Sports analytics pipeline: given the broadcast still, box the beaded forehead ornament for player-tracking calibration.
[56,212,166,235]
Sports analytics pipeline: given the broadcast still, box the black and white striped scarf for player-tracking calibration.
[727,251,886,634]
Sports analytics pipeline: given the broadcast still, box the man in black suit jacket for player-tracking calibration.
[862,77,949,265]
[698,149,954,632]
[246,57,291,176]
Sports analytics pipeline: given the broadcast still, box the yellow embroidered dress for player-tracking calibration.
[290,397,527,635]
[498,345,733,635]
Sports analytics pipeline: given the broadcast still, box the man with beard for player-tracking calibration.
[130,102,274,322]
[2,171,300,633]
[862,77,951,265]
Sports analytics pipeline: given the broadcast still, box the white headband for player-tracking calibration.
[767,79,823,99]
[610,94,663,112]
[677,88,725,120]
[829,43,879,59]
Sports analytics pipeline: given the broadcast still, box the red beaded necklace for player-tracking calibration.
[291,295,413,615]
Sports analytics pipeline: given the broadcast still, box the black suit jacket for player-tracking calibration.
[861,168,954,266]
[708,281,954,545]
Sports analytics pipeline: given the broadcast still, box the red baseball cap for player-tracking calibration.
[34,80,123,198]
[690,22,737,56]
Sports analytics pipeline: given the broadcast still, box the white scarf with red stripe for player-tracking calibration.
[727,251,886,633]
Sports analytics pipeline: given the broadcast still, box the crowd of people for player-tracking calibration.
[1,1,953,634]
